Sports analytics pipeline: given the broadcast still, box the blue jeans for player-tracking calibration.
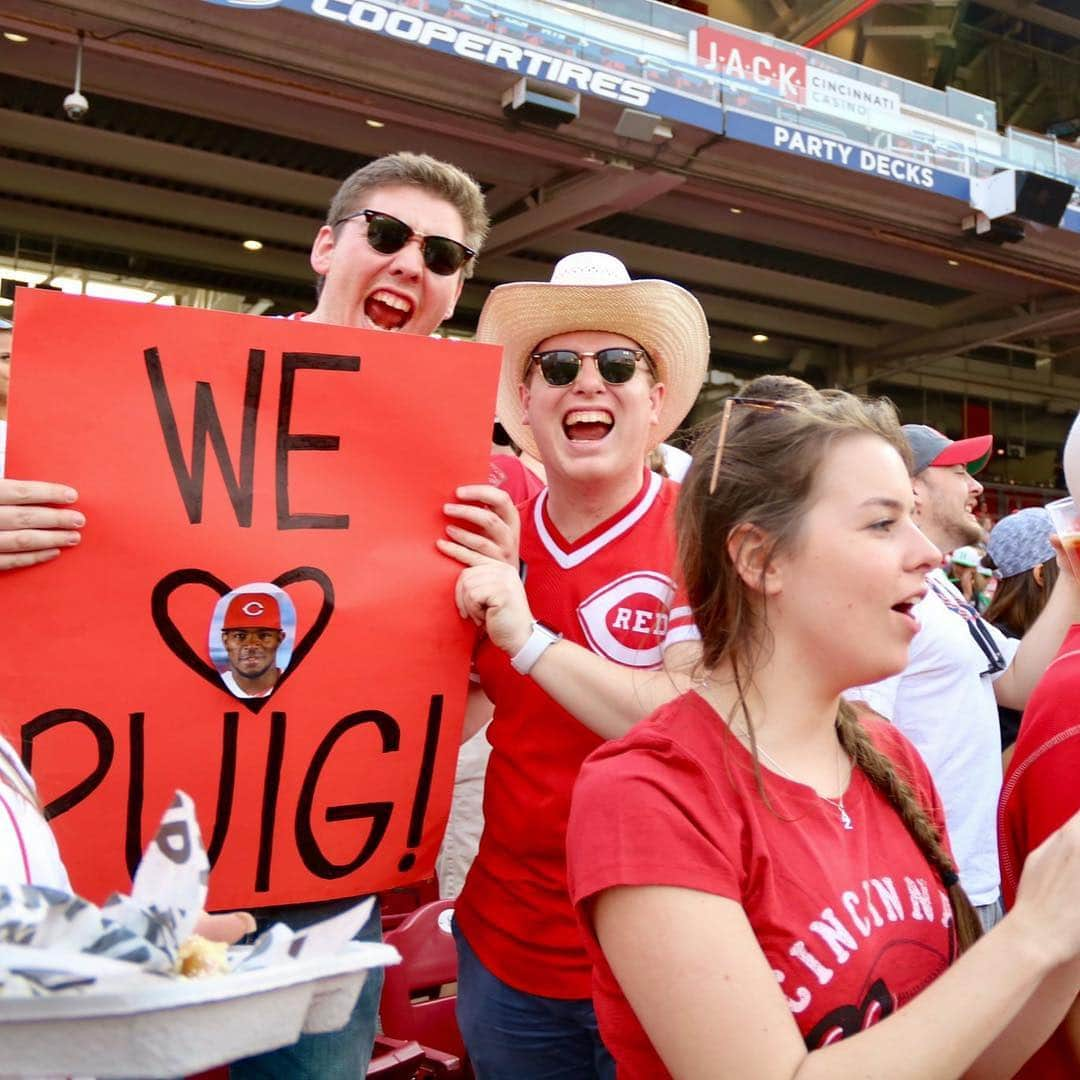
[454,923,615,1080]
[229,897,383,1079]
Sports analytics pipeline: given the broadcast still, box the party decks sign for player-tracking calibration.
[4,292,500,908]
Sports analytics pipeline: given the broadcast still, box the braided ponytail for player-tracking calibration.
[836,701,982,953]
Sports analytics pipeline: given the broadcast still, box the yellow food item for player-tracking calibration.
[176,934,230,978]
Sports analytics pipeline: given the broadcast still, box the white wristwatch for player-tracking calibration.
[509,621,563,676]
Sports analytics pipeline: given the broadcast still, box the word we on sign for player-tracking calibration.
[4,291,500,909]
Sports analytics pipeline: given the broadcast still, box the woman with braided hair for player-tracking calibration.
[566,389,1080,1079]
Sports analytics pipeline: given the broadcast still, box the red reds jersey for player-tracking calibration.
[455,470,696,998]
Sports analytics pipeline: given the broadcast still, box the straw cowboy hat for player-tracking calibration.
[477,252,710,459]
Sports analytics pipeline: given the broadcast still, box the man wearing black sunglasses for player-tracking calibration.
[305,151,488,336]
[848,424,1080,935]
[228,152,494,1080]
[0,151,497,1080]
[437,252,709,1079]
[0,152,491,570]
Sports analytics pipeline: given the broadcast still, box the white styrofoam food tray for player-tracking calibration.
[0,941,399,1078]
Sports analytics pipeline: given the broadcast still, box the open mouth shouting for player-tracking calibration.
[563,409,613,442]
[891,588,927,634]
[365,288,415,331]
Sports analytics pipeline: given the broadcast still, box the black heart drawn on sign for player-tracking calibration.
[151,566,334,715]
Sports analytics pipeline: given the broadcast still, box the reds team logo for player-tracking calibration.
[577,571,676,668]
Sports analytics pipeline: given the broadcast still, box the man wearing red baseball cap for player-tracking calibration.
[904,424,993,550]
[219,592,285,699]
[849,422,1080,932]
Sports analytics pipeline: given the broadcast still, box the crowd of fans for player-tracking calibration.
[1,151,1079,1080]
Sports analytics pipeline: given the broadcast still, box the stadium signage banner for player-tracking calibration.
[693,26,804,101]
[804,67,900,123]
[693,26,901,124]
[203,0,972,199]
[208,0,655,108]
[1063,201,1080,236]
[725,111,971,200]
[203,0,730,134]
[5,291,500,908]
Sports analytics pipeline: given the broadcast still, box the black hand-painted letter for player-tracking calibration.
[145,346,264,526]
[276,352,360,530]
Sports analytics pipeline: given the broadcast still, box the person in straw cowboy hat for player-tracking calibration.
[437,251,708,1078]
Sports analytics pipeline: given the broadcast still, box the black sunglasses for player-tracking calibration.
[527,348,653,388]
[709,396,799,494]
[331,209,476,276]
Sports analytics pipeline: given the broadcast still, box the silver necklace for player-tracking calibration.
[734,725,854,831]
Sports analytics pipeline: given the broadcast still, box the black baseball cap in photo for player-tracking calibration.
[903,424,993,476]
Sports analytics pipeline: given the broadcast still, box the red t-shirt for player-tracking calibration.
[568,692,957,1077]
[999,624,1080,1080]
[488,452,545,506]
[455,470,696,999]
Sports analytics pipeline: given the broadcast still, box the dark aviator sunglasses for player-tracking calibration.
[527,348,653,388]
[331,209,476,276]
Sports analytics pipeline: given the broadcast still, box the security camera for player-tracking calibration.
[63,90,89,121]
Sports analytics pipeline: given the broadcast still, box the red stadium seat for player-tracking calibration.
[367,1036,430,1078]
[378,899,469,1078]
[380,877,440,932]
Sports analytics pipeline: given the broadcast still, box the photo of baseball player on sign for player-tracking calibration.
[209,583,297,699]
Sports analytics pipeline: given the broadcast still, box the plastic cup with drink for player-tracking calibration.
[1046,496,1080,577]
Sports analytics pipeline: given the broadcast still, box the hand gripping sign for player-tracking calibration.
[3,291,500,909]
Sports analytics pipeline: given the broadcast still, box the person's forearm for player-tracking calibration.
[972,959,1080,1079]
[791,915,1071,1080]
[525,640,697,740]
[996,573,1080,711]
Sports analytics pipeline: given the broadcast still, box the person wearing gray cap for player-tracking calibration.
[984,507,1059,763]
[847,425,1080,932]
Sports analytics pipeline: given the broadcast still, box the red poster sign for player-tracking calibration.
[693,27,805,101]
[2,291,501,909]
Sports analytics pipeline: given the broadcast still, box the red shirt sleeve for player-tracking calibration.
[567,726,745,918]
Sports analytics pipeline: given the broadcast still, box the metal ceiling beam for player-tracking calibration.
[483,168,686,259]
[0,199,310,285]
[520,229,943,326]
[848,300,1080,386]
[862,24,954,41]
[1006,78,1047,126]
[964,0,1080,39]
[785,0,883,46]
[464,256,881,347]
[0,108,335,211]
[864,293,1019,359]
[864,298,1080,361]
[886,355,1080,408]
[0,157,318,247]
[687,293,879,347]
[643,194,1026,297]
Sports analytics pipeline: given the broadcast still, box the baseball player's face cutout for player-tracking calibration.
[222,627,285,680]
